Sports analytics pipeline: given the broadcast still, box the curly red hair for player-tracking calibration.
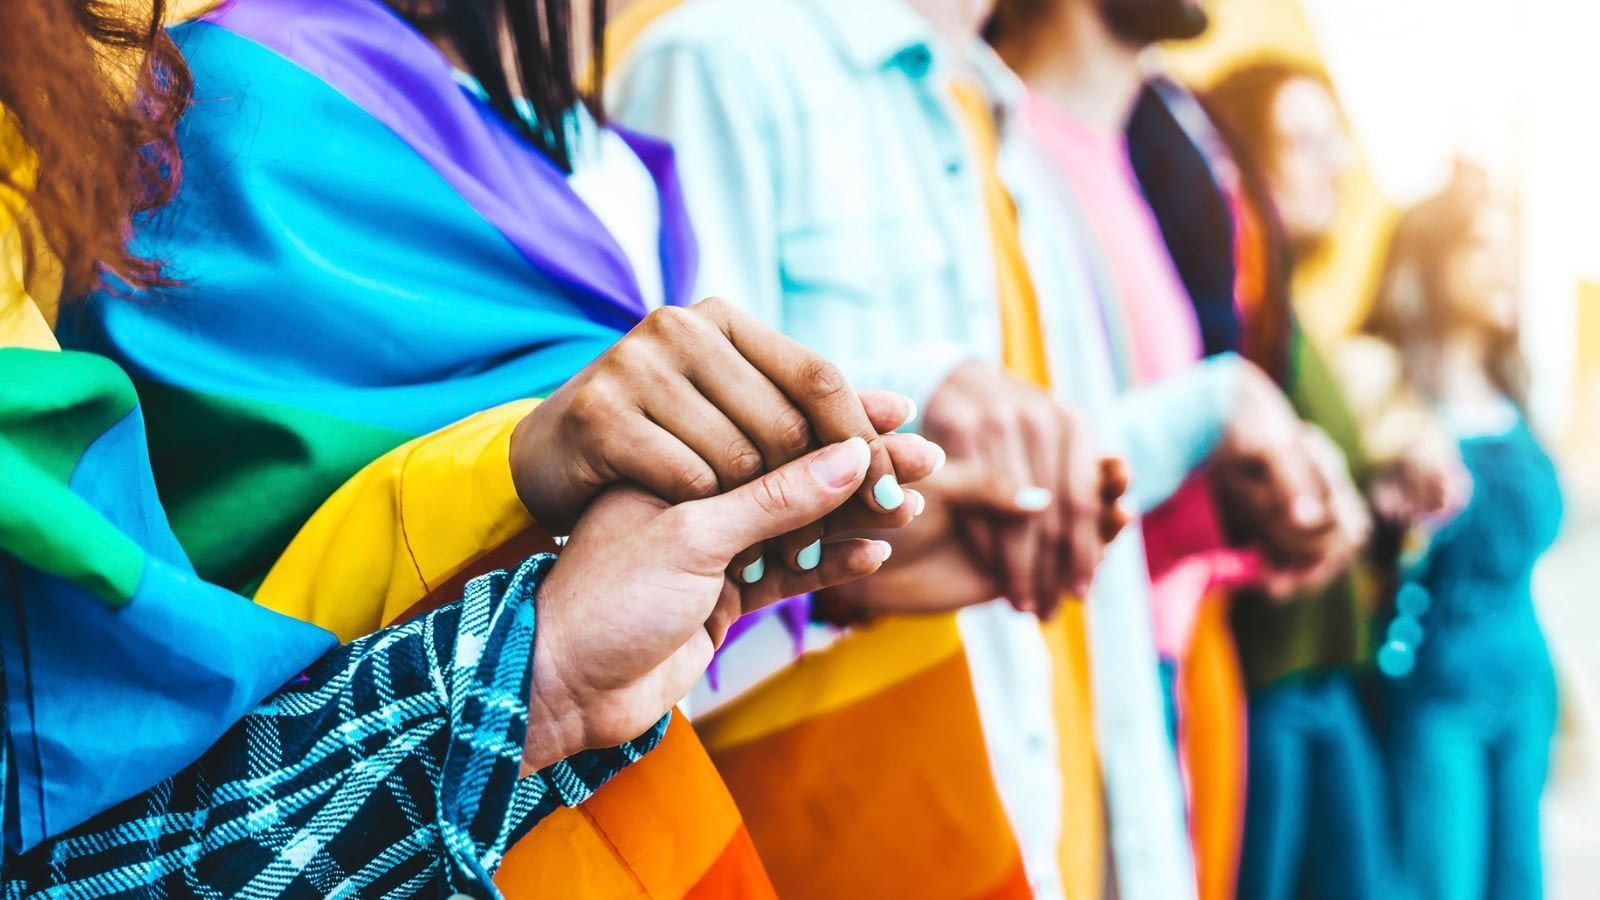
[0,0,191,297]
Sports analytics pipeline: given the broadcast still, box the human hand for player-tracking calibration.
[1367,429,1471,527]
[813,457,1132,623]
[522,438,891,770]
[1212,363,1341,567]
[920,361,1112,617]
[1248,424,1373,600]
[510,298,942,581]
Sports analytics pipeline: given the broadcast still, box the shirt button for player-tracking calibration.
[899,45,934,77]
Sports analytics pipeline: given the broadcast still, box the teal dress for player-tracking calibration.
[1383,416,1563,900]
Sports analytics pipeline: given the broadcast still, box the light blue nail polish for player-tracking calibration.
[740,557,765,584]
[873,474,905,511]
[797,540,822,571]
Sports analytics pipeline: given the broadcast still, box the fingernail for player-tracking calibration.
[1014,485,1053,511]
[740,556,765,584]
[903,397,919,425]
[810,437,870,488]
[929,442,947,473]
[874,539,894,561]
[909,489,926,516]
[873,473,905,510]
[797,540,822,571]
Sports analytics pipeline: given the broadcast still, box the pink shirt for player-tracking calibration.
[1026,92,1240,659]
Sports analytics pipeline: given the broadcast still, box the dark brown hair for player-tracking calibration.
[1202,57,1337,384]
[394,0,606,173]
[1205,58,1334,200]
[0,0,191,298]
[1361,168,1528,407]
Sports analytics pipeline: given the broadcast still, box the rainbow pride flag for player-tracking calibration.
[57,0,772,893]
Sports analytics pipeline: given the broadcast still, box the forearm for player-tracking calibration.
[4,553,666,895]
[1114,353,1245,513]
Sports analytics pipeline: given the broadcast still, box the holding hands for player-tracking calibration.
[1212,362,1371,598]
[522,438,891,771]
[919,361,1126,617]
[509,300,942,770]
[510,298,942,581]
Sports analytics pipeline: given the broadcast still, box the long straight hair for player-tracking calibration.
[1203,58,1339,385]
[0,0,191,297]
[394,0,606,173]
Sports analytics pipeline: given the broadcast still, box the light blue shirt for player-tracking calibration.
[612,2,1229,897]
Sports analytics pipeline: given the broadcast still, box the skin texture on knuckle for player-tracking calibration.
[568,380,626,434]
[691,295,732,320]
[796,357,850,407]
[723,441,766,484]
[770,406,816,458]
[671,460,720,500]
[750,473,797,520]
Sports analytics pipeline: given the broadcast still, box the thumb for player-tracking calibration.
[685,437,871,559]
[931,459,1053,516]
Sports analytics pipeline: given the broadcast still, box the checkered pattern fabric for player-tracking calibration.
[3,554,668,899]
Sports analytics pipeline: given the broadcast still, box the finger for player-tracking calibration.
[927,459,1048,513]
[995,433,1042,614]
[1098,457,1133,543]
[704,580,745,648]
[602,413,722,507]
[1059,410,1104,599]
[1019,407,1063,616]
[881,432,944,487]
[650,316,828,572]
[819,432,944,534]
[859,389,919,435]
[820,542,1002,616]
[1099,457,1131,506]
[679,437,872,561]
[641,385,778,576]
[744,538,894,611]
[1100,501,1134,544]
[692,298,903,514]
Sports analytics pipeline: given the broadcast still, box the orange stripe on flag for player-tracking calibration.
[707,638,1023,899]
[494,714,774,898]
[684,826,779,900]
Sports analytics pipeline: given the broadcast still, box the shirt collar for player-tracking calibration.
[806,0,940,75]
[967,40,1027,127]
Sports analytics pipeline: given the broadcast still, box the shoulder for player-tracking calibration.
[618,0,829,82]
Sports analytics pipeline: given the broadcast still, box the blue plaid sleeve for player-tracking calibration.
[4,553,668,899]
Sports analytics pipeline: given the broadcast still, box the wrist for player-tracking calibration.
[521,592,589,775]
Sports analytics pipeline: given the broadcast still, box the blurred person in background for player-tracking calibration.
[988,6,1373,900]
[613,1,1365,897]
[1361,167,1563,900]
[1197,59,1470,900]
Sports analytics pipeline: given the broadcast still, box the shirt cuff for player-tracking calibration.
[1115,353,1245,513]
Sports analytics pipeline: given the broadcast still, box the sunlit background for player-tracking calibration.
[1163,1,1600,892]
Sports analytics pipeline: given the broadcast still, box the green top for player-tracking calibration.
[1230,324,1377,689]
